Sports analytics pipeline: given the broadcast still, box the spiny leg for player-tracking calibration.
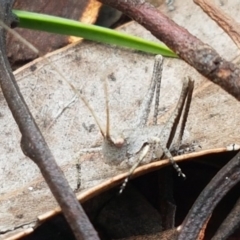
[135,55,163,128]
[153,56,163,125]
[159,78,194,177]
[175,78,194,146]
[132,77,193,178]
[121,75,191,180]
[120,78,194,193]
[155,137,186,178]
[159,77,194,148]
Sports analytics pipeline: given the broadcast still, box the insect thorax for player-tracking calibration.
[101,125,165,167]
[101,137,129,166]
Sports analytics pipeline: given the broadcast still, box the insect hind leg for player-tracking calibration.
[154,137,186,178]
[135,55,164,127]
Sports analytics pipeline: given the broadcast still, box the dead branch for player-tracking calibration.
[177,151,240,239]
[0,1,99,239]
[212,195,240,240]
[98,0,240,101]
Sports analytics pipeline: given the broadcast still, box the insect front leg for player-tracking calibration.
[119,143,151,194]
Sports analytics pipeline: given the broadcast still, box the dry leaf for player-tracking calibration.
[7,0,101,66]
[1,0,240,238]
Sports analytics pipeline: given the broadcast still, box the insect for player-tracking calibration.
[76,55,194,193]
[1,18,194,194]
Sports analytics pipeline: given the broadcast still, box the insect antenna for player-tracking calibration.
[1,19,106,137]
[102,74,125,146]
[0,20,39,54]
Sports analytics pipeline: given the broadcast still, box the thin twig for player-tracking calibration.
[0,1,99,239]
[98,0,240,101]
[194,0,240,49]
[177,151,240,239]
[212,196,240,240]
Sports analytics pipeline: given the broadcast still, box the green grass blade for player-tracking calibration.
[13,10,178,58]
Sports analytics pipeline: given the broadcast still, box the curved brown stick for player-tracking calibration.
[177,151,240,239]
[212,196,240,240]
[98,0,240,101]
[194,0,240,49]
